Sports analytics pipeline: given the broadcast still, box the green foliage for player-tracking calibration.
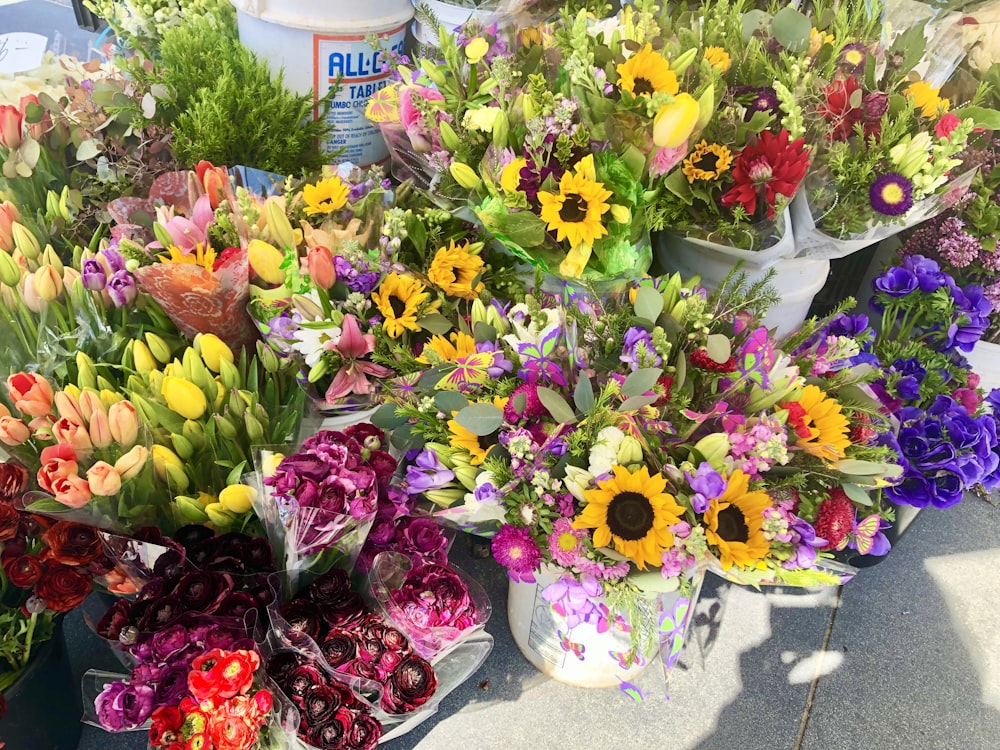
[135,20,335,174]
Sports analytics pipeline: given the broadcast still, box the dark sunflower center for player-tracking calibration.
[633,77,655,96]
[695,151,720,173]
[716,505,749,543]
[388,293,407,318]
[606,491,655,541]
[559,193,589,223]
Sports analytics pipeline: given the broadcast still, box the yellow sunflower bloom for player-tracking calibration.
[904,80,950,118]
[572,465,685,570]
[537,155,612,249]
[617,44,679,97]
[784,384,851,463]
[447,413,500,466]
[704,46,731,73]
[372,273,431,338]
[703,469,771,570]
[427,240,485,300]
[500,157,527,194]
[682,141,734,182]
[303,176,350,216]
[159,243,217,271]
[423,331,478,363]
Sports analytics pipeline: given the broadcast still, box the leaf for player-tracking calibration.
[390,424,426,452]
[419,314,453,335]
[370,403,408,429]
[741,9,770,42]
[633,286,664,322]
[473,322,496,343]
[454,403,504,436]
[76,139,101,161]
[630,570,681,594]
[955,106,1000,131]
[771,7,812,53]
[574,375,595,414]
[434,391,468,414]
[622,368,662,398]
[842,483,873,506]
[537,387,578,424]
[835,459,898,476]
[618,394,660,412]
[705,334,731,364]
[25,498,70,514]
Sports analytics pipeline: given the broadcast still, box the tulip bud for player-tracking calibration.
[152,444,189,491]
[219,484,257,514]
[419,59,446,87]
[173,494,209,524]
[204,502,236,528]
[257,343,280,373]
[616,435,644,466]
[214,414,238,441]
[87,461,122,496]
[217,359,240,393]
[132,340,159,373]
[0,416,30,446]
[610,204,632,224]
[0,201,21,252]
[161,375,208,420]
[144,333,172,364]
[244,413,264,443]
[128,393,159,428]
[108,400,139,447]
[77,389,104,424]
[306,245,336,290]
[0,251,21,287]
[182,419,206,450]
[41,245,63,276]
[653,93,700,149]
[88,408,113,448]
[423,488,467,507]
[247,239,286,285]
[522,94,537,121]
[11,223,39,260]
[21,273,46,312]
[194,333,234,373]
[265,198,296,251]
[691,433,731,470]
[669,47,698,76]
[32,264,63,301]
[62,266,81,291]
[450,162,482,190]
[170,432,194,459]
[54,391,85,425]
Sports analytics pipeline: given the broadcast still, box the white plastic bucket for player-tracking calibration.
[231,0,413,167]
[412,0,497,46]
[965,340,1000,394]
[653,220,829,338]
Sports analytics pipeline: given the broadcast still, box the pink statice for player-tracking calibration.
[547,518,586,567]
[576,556,630,581]
[936,217,981,269]
[984,280,1000,314]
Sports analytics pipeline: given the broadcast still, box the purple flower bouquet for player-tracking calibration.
[366,552,492,660]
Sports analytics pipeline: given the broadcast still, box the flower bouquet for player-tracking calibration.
[793,0,995,258]
[371,4,718,281]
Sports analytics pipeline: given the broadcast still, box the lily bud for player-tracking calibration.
[691,432,731,470]
[423,488,468,507]
[438,120,460,151]
[450,162,482,190]
[265,198,296,251]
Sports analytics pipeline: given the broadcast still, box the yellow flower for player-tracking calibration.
[195,333,234,373]
[428,241,485,300]
[572,465,684,570]
[462,106,502,132]
[500,157,526,194]
[372,273,431,338]
[809,28,834,56]
[704,46,731,73]
[303,175,350,216]
[704,469,772,570]
[159,243,216,271]
[423,331,478,362]
[247,239,285,284]
[617,44,679,97]
[537,155,612,249]
[682,141,733,182]
[784,384,851,463]
[653,93,700,149]
[559,243,592,279]
[161,375,208,420]
[905,80,949,118]
[465,37,489,64]
[219,484,257,513]
[447,412,501,465]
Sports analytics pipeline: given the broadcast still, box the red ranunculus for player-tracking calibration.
[35,561,92,611]
[721,129,810,220]
[188,648,260,703]
[148,705,184,747]
[818,76,863,141]
[380,654,438,714]
[41,521,103,565]
[4,554,42,587]
[0,502,21,541]
[0,462,28,503]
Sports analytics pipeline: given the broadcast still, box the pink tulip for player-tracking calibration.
[0,104,22,150]
[53,391,85,425]
[20,273,46,312]
[78,390,105,423]
[108,401,139,447]
[0,416,30,446]
[114,445,149,480]
[7,372,54,417]
[37,444,79,493]
[28,416,53,441]
[88,408,113,448]
[52,416,93,452]
[87,461,122,496]
[51,474,92,508]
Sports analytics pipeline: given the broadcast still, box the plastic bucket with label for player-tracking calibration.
[231,0,412,167]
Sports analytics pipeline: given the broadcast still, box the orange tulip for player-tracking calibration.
[0,104,22,150]
[108,401,139,447]
[0,201,20,252]
[52,417,93,451]
[51,474,91,508]
[7,372,54,417]
[87,461,122,496]
[196,160,228,209]
[0,416,30,446]
[88,408,113,448]
[307,245,336,290]
[114,445,149,480]
[53,391,85,426]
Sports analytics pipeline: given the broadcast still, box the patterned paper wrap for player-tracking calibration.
[134,249,258,352]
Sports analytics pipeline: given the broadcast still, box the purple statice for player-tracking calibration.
[547,517,586,567]
[620,327,662,370]
[404,448,455,494]
[936,217,982,269]
[491,525,542,583]
[541,573,606,629]
[334,255,380,294]
[576,556,630,581]
[685,462,726,514]
[659,521,704,578]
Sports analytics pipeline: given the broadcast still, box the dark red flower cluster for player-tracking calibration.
[688,349,738,373]
[814,488,856,550]
[818,76,887,141]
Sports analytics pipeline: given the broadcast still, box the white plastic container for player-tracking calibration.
[412,0,498,46]
[231,0,413,167]
[965,341,1000,394]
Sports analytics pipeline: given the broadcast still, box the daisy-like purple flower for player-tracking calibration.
[492,525,542,583]
[743,86,780,121]
[839,42,867,74]
[869,173,914,216]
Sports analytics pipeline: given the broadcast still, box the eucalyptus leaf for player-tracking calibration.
[537,387,578,424]
[633,286,664,322]
[741,9,770,41]
[955,106,1000,130]
[574,375,595,413]
[618,394,660,412]
[842,483,874,506]
[771,6,811,53]
[434,391,469,415]
[622,368,662,398]
[390,424,426,452]
[705,334,731,364]
[473,322,496,343]
[455,403,504,436]
[25,498,70,514]
[835,459,897,476]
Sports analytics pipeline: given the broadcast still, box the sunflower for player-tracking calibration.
[537,155,612,249]
[904,80,949,118]
[303,175,350,216]
[783,384,851,463]
[572,465,684,570]
[617,44,679,97]
[682,141,734,183]
[422,331,478,363]
[703,469,771,570]
[427,240,485,300]
[447,412,501,465]
[159,243,217,271]
[372,273,431,338]
[704,46,731,73]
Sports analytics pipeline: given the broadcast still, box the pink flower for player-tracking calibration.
[398,85,445,153]
[649,143,688,177]
[935,112,962,140]
[0,104,22,149]
[324,314,393,401]
[952,387,980,413]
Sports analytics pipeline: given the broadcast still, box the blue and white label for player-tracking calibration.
[314,25,406,167]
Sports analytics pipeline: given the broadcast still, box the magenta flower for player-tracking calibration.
[324,314,394,401]
[491,525,542,583]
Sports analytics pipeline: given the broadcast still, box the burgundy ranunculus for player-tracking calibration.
[308,707,353,750]
[343,423,385,449]
[345,709,383,750]
[239,537,275,572]
[265,650,304,686]
[320,629,359,669]
[380,655,438,714]
[152,662,190,705]
[309,567,352,607]
[95,680,156,731]
[319,591,368,630]
[0,462,29,502]
[1,531,25,559]
[247,574,276,608]
[286,664,329,700]
[150,623,188,660]
[367,450,397,481]
[172,524,214,552]
[4,554,42,587]
[397,518,449,561]
[214,591,257,618]
[35,561,92,612]
[136,595,186,632]
[299,684,342,725]
[151,550,188,580]
[280,599,324,640]
[96,598,133,641]
[390,563,478,632]
[171,570,228,613]
[135,576,170,603]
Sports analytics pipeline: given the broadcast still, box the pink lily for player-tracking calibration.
[324,314,393,401]
[158,194,214,252]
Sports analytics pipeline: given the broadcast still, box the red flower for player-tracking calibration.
[688,349,737,372]
[814,488,855,550]
[0,462,28,503]
[721,129,810,220]
[818,76,863,141]
[34,561,91,611]
[654,374,675,407]
[148,706,184,747]
[188,648,260,703]
[782,401,813,440]
[41,521,103,566]
[4,554,42,587]
[0,503,20,542]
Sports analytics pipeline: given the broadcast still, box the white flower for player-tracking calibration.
[290,322,341,368]
[588,426,626,476]
[563,465,595,503]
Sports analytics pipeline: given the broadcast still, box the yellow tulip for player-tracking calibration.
[132,340,159,373]
[195,333,234,373]
[219,484,257,514]
[653,93,700,149]
[247,239,285,284]
[204,502,237,529]
[161,375,208,420]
